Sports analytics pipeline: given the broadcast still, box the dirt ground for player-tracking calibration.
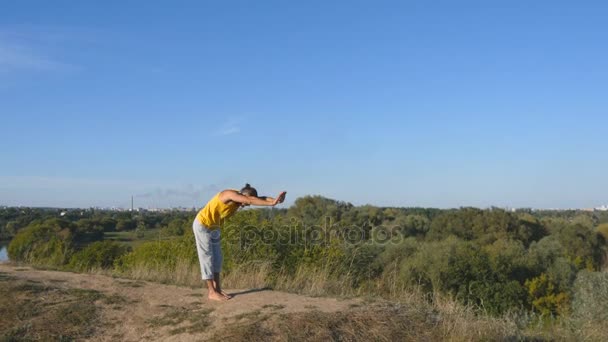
[0,263,360,341]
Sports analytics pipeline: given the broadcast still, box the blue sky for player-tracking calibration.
[1,0,607,209]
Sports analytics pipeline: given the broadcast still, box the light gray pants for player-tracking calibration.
[192,219,223,280]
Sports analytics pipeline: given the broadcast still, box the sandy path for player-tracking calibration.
[0,264,358,341]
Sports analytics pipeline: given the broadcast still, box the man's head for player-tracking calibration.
[239,183,258,207]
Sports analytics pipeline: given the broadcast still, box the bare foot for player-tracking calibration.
[220,290,233,299]
[208,291,228,301]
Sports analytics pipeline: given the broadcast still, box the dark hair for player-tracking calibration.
[240,183,258,197]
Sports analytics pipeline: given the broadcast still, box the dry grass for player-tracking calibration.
[114,257,201,286]
[146,304,214,335]
[0,272,106,340]
[222,261,273,289]
[273,265,356,297]
[210,299,529,342]
[66,261,607,341]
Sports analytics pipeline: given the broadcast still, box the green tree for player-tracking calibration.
[525,273,570,316]
[7,219,76,266]
[135,221,146,238]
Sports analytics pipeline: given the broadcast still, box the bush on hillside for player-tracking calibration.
[114,233,198,276]
[68,241,131,272]
[8,219,75,266]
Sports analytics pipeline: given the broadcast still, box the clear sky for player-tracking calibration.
[1,0,607,209]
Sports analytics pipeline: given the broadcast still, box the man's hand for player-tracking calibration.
[272,191,287,206]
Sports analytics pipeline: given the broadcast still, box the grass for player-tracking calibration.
[262,304,285,311]
[116,279,146,288]
[114,256,202,286]
[0,271,15,282]
[5,243,606,341]
[233,310,263,321]
[0,274,132,341]
[48,278,68,283]
[146,305,214,335]
[104,228,169,248]
[108,260,604,341]
[0,279,101,341]
[66,288,105,301]
[2,265,603,341]
[211,301,530,342]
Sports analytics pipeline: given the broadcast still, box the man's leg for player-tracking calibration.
[213,272,232,299]
[193,220,226,301]
[211,229,231,299]
[206,279,226,301]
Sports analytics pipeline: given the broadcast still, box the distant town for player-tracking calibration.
[0,205,198,213]
[1,204,607,213]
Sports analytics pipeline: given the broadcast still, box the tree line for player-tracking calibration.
[4,196,608,318]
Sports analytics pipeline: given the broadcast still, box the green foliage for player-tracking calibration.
[287,196,354,226]
[3,200,607,319]
[135,221,146,238]
[114,232,198,275]
[570,214,597,228]
[394,214,430,237]
[341,243,383,286]
[526,236,564,273]
[545,257,578,294]
[0,207,50,239]
[221,210,278,271]
[427,208,547,246]
[116,218,136,231]
[68,241,131,271]
[551,223,603,270]
[596,223,608,241]
[7,219,75,266]
[483,239,530,282]
[571,271,608,323]
[163,218,188,236]
[375,238,419,274]
[399,237,527,315]
[525,273,570,316]
[222,211,348,279]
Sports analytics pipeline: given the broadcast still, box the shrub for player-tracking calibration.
[68,241,131,272]
[526,236,565,273]
[399,237,526,315]
[596,223,608,241]
[525,273,570,316]
[427,209,546,246]
[376,237,419,267]
[571,271,608,323]
[222,214,279,272]
[550,223,604,270]
[163,218,188,236]
[340,242,383,287]
[7,219,75,266]
[483,238,532,283]
[562,271,608,340]
[113,233,199,283]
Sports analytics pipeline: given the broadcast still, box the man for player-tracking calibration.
[193,183,286,301]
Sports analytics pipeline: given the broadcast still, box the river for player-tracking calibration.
[0,241,9,262]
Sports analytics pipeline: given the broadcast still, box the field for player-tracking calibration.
[104,227,171,249]
[0,263,578,341]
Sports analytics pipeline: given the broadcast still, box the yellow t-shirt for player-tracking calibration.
[196,192,240,229]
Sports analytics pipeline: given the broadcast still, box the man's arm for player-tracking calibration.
[224,190,287,206]
[258,196,277,205]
